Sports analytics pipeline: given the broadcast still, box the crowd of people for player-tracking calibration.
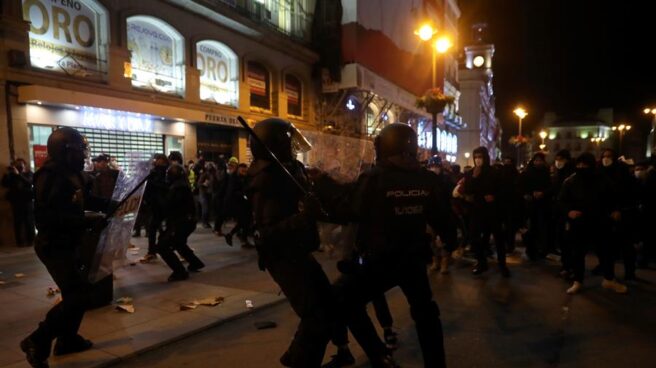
[5,122,656,368]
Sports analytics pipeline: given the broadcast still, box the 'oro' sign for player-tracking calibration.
[22,0,109,77]
[196,40,239,107]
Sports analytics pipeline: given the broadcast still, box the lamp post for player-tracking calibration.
[590,137,606,156]
[464,152,471,166]
[611,123,631,155]
[538,130,547,152]
[644,107,656,156]
[415,24,453,155]
[513,107,528,164]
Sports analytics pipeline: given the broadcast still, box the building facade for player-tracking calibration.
[457,23,501,165]
[536,109,615,162]
[0,0,320,246]
[317,0,463,162]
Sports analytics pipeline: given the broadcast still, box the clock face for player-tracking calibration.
[473,55,485,68]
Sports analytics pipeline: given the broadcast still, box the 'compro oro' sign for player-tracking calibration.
[22,0,109,78]
[196,40,239,107]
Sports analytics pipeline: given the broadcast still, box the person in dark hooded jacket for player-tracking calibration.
[519,152,552,260]
[558,153,627,294]
[461,146,510,277]
[550,150,576,276]
[598,148,638,280]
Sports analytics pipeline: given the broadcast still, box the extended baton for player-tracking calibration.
[237,116,308,196]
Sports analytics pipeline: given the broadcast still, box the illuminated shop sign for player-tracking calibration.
[80,107,154,132]
[196,41,239,107]
[22,0,108,77]
[127,16,185,95]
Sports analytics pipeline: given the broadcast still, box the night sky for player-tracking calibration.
[459,0,655,152]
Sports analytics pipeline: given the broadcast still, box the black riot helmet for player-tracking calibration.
[166,163,186,184]
[251,118,311,162]
[374,123,418,163]
[46,127,89,171]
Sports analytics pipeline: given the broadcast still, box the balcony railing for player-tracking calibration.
[210,0,313,43]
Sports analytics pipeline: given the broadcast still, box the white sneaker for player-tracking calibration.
[566,281,582,294]
[602,279,628,294]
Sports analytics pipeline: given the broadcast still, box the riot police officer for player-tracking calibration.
[21,127,110,368]
[247,118,333,367]
[314,123,449,368]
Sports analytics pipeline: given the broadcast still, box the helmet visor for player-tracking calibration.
[290,124,312,155]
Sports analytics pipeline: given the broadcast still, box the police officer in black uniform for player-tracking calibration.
[314,123,449,368]
[247,118,333,368]
[157,163,205,281]
[20,127,110,368]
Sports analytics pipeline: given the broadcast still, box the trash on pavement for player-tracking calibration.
[179,303,198,311]
[197,296,225,306]
[15,273,26,278]
[47,287,60,297]
[116,297,133,304]
[245,299,254,309]
[254,321,277,330]
[116,304,135,313]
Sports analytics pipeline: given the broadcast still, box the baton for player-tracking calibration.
[237,116,308,196]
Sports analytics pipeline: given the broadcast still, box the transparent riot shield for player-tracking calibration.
[300,130,375,183]
[299,131,375,257]
[87,154,151,283]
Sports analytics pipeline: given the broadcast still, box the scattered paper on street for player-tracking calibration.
[179,296,225,311]
[196,296,225,306]
[14,273,25,278]
[0,280,6,285]
[179,303,198,311]
[47,287,60,297]
[245,300,254,309]
[116,304,135,313]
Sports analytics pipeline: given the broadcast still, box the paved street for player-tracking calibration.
[117,250,656,368]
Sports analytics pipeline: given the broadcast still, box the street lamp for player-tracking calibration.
[513,107,528,164]
[414,24,451,88]
[464,152,471,166]
[513,107,527,137]
[644,107,656,156]
[611,123,632,154]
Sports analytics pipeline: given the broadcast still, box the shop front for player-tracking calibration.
[25,104,186,171]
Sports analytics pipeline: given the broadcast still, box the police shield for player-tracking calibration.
[86,156,151,284]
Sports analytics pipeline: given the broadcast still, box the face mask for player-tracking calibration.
[555,160,565,170]
[474,158,484,167]
[602,157,613,167]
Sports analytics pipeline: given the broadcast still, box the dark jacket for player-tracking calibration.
[91,169,119,200]
[247,160,319,264]
[551,162,576,200]
[33,160,108,252]
[519,162,551,199]
[223,172,249,216]
[599,161,638,212]
[164,178,196,233]
[558,168,618,222]
[144,167,168,220]
[2,170,34,204]
[316,157,447,259]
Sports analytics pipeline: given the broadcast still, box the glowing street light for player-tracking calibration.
[513,107,527,137]
[415,24,436,41]
[435,36,452,54]
[464,152,471,165]
[612,123,632,154]
[414,24,451,88]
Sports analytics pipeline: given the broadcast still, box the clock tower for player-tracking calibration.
[464,23,495,72]
[456,23,501,163]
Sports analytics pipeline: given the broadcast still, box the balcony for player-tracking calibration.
[210,0,314,43]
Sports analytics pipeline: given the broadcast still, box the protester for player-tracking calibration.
[558,153,627,294]
[90,154,119,200]
[519,152,552,260]
[2,158,35,247]
[550,150,576,277]
[156,163,205,281]
[460,147,510,277]
[140,154,169,263]
[223,162,254,248]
